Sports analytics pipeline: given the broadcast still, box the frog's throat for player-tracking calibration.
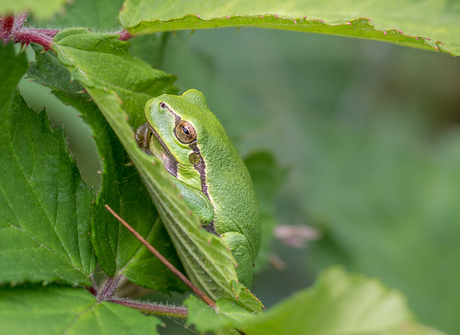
[148,126,178,178]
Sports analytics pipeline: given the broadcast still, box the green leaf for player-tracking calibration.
[52,28,177,128]
[185,267,446,335]
[0,43,28,102]
[0,44,94,285]
[28,45,187,293]
[51,28,263,312]
[119,0,459,56]
[239,267,446,335]
[0,89,95,285]
[245,151,286,272]
[47,0,124,30]
[0,0,65,20]
[0,285,162,335]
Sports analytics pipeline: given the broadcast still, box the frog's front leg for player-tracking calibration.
[220,232,254,288]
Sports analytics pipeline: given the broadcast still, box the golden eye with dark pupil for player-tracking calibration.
[175,121,197,143]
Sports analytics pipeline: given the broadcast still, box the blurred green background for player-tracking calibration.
[19,27,460,334]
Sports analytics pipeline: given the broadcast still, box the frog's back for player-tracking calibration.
[181,90,261,260]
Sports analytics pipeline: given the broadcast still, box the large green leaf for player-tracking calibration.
[0,89,95,285]
[0,43,95,285]
[185,267,446,335]
[0,43,27,102]
[47,0,125,30]
[28,45,187,293]
[119,0,459,56]
[0,0,65,20]
[0,284,162,335]
[52,28,263,312]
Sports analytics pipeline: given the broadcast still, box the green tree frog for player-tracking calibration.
[135,89,261,288]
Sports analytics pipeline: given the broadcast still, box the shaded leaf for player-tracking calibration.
[0,89,95,285]
[0,43,28,102]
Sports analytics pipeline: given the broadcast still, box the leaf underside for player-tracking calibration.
[119,0,460,56]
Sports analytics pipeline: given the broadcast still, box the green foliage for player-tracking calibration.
[0,285,162,334]
[185,267,446,335]
[28,45,188,293]
[0,44,95,286]
[119,0,460,55]
[48,0,125,30]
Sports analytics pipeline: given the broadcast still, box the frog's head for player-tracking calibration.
[143,89,215,191]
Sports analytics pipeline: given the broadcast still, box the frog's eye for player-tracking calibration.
[175,120,197,143]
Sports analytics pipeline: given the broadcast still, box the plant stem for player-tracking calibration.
[109,298,188,319]
[99,275,123,301]
[0,16,14,43]
[0,13,57,50]
[105,204,217,309]
[117,29,132,41]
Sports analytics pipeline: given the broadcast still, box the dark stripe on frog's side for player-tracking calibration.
[188,142,209,199]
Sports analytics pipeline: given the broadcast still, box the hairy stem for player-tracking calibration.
[0,16,14,43]
[109,298,188,319]
[99,275,123,301]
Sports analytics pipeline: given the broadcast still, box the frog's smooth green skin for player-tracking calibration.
[138,89,261,288]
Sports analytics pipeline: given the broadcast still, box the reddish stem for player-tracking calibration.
[0,13,56,51]
[109,299,188,319]
[13,12,28,31]
[33,29,59,37]
[117,29,132,41]
[0,16,14,43]
[85,286,98,297]
[105,204,217,309]
[99,275,123,301]
[13,29,53,50]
